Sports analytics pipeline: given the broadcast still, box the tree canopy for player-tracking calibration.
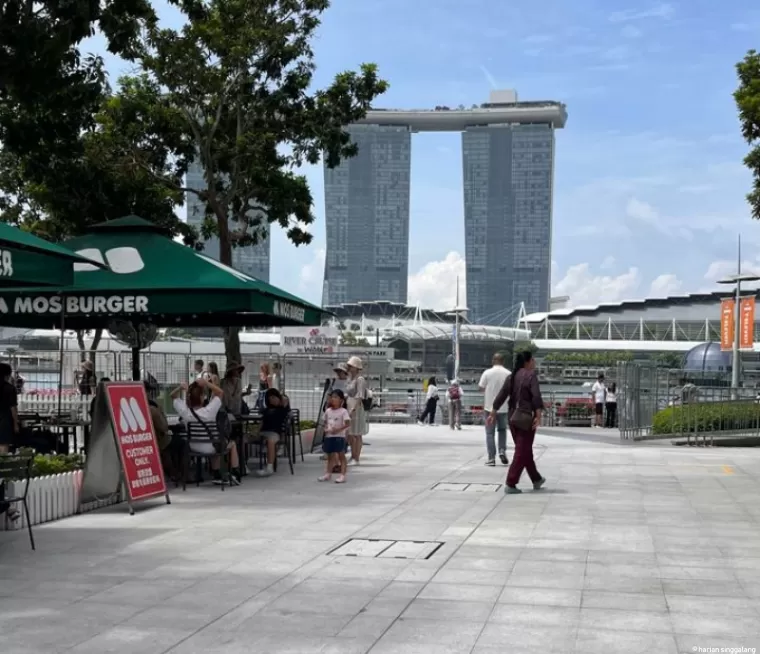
[735,50,760,220]
[100,0,388,360]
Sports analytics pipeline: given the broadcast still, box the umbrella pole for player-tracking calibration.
[132,346,140,382]
[57,299,65,418]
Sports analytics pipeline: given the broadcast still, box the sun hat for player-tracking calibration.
[346,355,363,370]
[333,362,349,374]
[225,361,245,374]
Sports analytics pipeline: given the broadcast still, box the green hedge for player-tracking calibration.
[652,402,760,435]
[15,449,84,477]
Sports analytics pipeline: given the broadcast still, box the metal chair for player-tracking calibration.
[0,453,35,550]
[182,422,232,491]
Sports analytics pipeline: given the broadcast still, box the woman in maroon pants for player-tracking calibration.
[488,351,546,495]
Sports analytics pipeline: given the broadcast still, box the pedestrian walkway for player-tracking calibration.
[2,425,760,653]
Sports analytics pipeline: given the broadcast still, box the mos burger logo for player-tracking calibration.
[118,397,148,434]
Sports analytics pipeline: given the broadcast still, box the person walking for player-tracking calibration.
[418,377,439,426]
[446,379,463,430]
[345,356,368,465]
[479,353,511,466]
[489,351,545,495]
[605,382,618,428]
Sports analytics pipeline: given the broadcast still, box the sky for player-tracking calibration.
[90,0,760,313]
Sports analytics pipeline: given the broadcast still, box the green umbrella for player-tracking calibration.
[0,216,325,330]
[0,222,105,287]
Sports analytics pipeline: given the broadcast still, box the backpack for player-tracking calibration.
[448,384,461,401]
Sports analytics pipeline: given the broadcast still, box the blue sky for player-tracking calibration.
[92,1,760,311]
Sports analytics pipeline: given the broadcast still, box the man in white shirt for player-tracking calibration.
[479,353,511,466]
[192,359,209,382]
[591,373,606,427]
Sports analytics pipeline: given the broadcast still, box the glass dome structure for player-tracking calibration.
[683,341,732,373]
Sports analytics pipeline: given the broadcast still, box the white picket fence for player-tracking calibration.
[18,395,91,422]
[0,470,122,532]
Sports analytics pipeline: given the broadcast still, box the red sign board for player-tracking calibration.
[740,297,756,350]
[105,383,167,502]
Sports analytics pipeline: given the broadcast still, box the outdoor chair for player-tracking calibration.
[246,420,294,476]
[182,422,232,491]
[0,453,35,550]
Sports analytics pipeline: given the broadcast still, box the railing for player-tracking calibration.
[615,362,759,442]
[0,470,122,532]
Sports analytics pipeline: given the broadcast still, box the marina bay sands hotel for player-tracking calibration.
[322,90,568,324]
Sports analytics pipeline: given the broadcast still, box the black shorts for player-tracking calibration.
[595,403,604,415]
[323,437,347,454]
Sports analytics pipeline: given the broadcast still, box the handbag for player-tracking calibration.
[509,372,535,432]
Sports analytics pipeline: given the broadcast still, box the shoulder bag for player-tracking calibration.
[509,372,535,432]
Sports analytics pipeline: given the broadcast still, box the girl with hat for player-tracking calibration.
[345,355,368,465]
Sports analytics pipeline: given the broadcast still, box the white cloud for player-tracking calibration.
[552,263,641,307]
[649,273,682,297]
[600,255,615,270]
[299,247,325,289]
[609,3,674,23]
[408,251,466,311]
[704,258,760,282]
[621,25,643,38]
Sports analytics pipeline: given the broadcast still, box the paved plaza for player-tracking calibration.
[2,424,760,653]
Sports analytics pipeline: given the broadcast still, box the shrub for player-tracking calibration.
[652,402,760,435]
[16,448,84,478]
[299,420,317,430]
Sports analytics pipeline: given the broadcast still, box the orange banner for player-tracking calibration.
[740,297,755,350]
[721,299,735,351]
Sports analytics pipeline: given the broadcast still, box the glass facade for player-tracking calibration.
[462,124,554,323]
[322,125,412,306]
[185,160,271,281]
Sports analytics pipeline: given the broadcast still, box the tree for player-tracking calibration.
[735,50,760,219]
[340,331,369,347]
[105,0,389,363]
[0,1,192,364]
[513,341,538,355]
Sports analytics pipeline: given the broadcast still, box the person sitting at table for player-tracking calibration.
[0,362,19,454]
[252,388,289,478]
[171,377,241,486]
[146,381,176,480]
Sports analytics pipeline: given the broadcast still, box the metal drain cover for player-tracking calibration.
[432,482,501,492]
[328,539,444,560]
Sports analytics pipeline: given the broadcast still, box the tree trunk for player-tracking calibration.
[76,330,87,362]
[215,202,242,364]
[89,328,103,363]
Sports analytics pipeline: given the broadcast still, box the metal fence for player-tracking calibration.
[616,361,760,443]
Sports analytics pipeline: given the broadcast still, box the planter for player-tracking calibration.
[0,470,122,531]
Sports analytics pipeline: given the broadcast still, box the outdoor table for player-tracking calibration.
[17,415,90,454]
[234,412,299,468]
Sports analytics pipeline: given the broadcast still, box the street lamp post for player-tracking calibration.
[717,237,760,393]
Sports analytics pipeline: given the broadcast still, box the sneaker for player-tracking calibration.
[255,468,274,478]
[456,425,462,430]
[335,475,346,484]
[533,477,547,491]
[485,459,496,467]
[505,486,522,495]
[417,421,424,426]
[499,450,509,465]
[318,474,331,482]
[348,459,360,466]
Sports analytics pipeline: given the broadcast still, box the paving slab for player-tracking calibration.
[2,424,760,652]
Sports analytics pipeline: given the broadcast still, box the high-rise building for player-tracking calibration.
[185,161,271,281]
[462,123,555,322]
[322,124,411,306]
[322,90,566,321]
